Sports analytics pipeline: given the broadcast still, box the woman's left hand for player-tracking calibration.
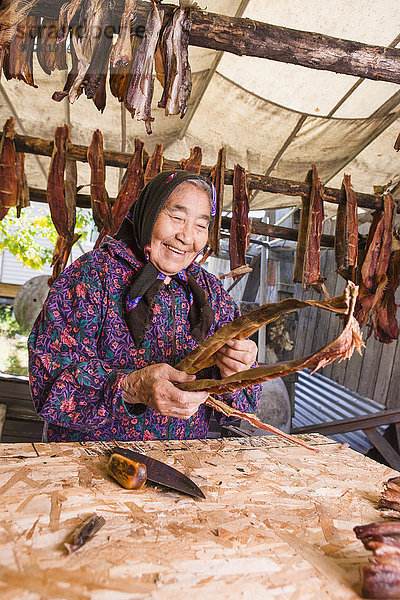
[214,338,258,379]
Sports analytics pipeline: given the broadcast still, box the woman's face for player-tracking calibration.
[150,182,211,275]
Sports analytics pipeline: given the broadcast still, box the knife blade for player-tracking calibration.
[110,446,205,500]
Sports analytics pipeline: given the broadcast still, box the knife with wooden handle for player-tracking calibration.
[106,452,147,490]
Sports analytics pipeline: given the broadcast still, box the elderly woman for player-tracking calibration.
[28,171,261,442]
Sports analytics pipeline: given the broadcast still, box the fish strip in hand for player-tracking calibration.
[180,146,202,174]
[124,0,164,134]
[87,129,113,233]
[0,117,18,220]
[176,289,350,374]
[177,283,363,392]
[95,137,145,248]
[208,147,225,257]
[334,173,358,282]
[229,164,251,279]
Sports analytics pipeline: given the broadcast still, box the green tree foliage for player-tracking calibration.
[0,206,92,270]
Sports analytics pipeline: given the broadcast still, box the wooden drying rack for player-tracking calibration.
[11,131,394,250]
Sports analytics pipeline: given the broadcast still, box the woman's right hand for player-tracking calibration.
[120,363,208,420]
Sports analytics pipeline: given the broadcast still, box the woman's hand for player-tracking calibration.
[120,363,208,419]
[214,338,258,379]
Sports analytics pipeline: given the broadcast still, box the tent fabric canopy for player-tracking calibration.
[1,0,400,215]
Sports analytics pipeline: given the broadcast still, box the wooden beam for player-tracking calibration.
[14,132,387,212]
[29,1,400,85]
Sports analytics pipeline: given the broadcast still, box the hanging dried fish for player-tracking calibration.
[179,146,202,174]
[204,396,318,452]
[110,0,138,67]
[37,18,68,75]
[87,129,113,233]
[0,0,40,48]
[15,151,29,217]
[64,513,105,554]
[47,125,70,237]
[0,116,18,220]
[53,0,115,112]
[208,147,225,257]
[293,164,325,291]
[158,4,192,118]
[125,0,164,134]
[354,521,400,599]
[177,283,362,393]
[3,15,39,87]
[144,142,163,185]
[176,290,350,374]
[334,173,358,282]
[95,137,145,248]
[57,0,82,42]
[355,193,394,329]
[371,247,400,343]
[229,164,251,278]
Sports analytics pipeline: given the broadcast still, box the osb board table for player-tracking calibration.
[0,435,397,600]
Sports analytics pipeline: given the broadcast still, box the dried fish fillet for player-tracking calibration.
[64,513,105,554]
[0,0,40,47]
[144,142,163,185]
[87,129,113,232]
[379,477,400,512]
[180,146,202,174]
[220,266,252,280]
[0,116,18,220]
[177,283,362,392]
[125,0,164,134]
[15,151,29,217]
[47,125,70,237]
[3,15,38,87]
[110,0,138,67]
[334,173,358,281]
[176,287,349,375]
[293,164,325,291]
[229,164,251,278]
[208,147,225,257]
[37,18,68,74]
[95,137,144,248]
[354,521,400,599]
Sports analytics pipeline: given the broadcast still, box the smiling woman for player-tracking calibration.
[28,170,261,442]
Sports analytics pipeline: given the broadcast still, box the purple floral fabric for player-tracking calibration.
[28,238,261,442]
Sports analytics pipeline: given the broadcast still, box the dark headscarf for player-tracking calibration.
[115,170,217,347]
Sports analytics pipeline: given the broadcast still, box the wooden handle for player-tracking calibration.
[106,453,147,490]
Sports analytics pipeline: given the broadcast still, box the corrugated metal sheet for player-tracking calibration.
[293,370,385,454]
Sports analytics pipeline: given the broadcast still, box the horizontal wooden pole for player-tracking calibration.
[29,187,336,248]
[14,132,386,212]
[29,1,400,85]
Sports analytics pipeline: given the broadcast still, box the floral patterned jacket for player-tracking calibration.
[28,238,261,441]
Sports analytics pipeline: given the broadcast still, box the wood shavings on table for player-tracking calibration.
[0,436,396,599]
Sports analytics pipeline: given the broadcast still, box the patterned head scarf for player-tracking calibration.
[115,170,216,347]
